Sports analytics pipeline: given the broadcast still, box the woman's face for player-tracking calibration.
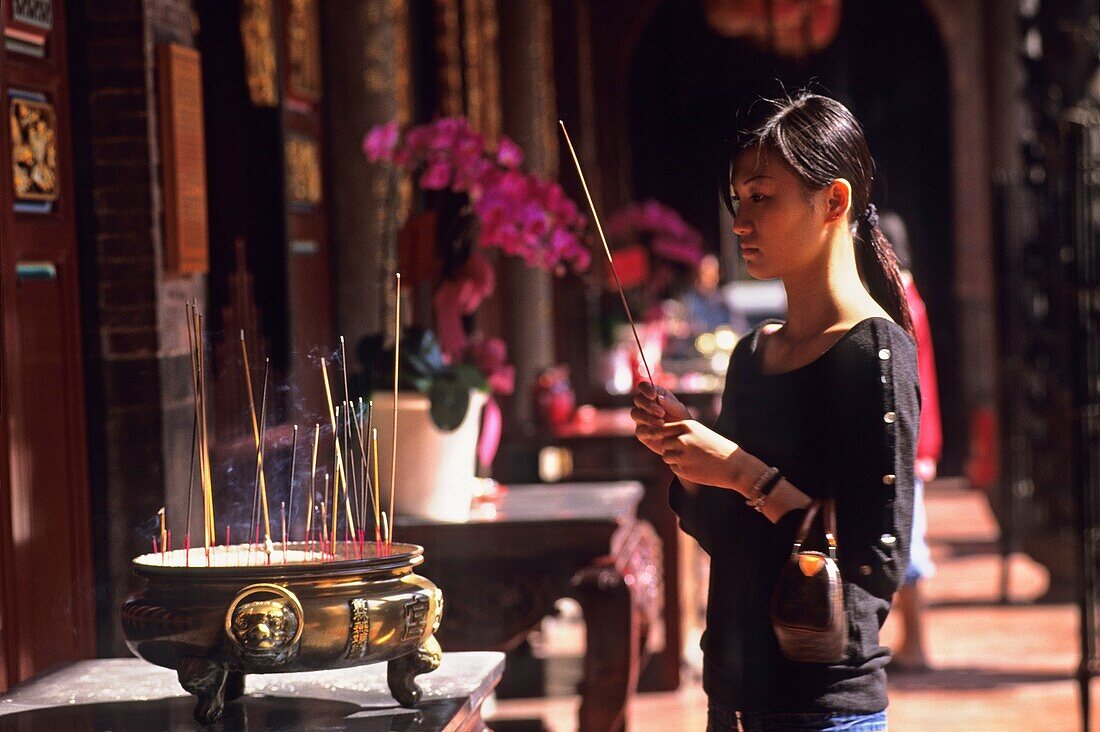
[730,146,835,280]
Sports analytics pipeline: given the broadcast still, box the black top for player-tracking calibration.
[670,317,919,714]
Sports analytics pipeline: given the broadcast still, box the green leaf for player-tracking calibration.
[429,380,471,432]
[453,363,489,392]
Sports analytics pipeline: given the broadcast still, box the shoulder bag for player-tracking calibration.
[769,499,848,663]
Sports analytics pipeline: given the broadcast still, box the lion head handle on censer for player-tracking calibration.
[225,583,304,666]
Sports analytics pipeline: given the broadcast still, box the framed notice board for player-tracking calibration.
[157,43,209,274]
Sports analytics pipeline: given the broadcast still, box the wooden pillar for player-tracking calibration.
[321,0,411,354]
[923,0,999,422]
[497,0,557,430]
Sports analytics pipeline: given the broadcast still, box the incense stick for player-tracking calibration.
[358,398,369,531]
[241,333,273,545]
[339,338,358,537]
[389,273,401,545]
[321,359,352,553]
[194,309,215,555]
[158,508,166,563]
[372,427,382,543]
[287,424,299,540]
[249,360,272,555]
[306,423,319,550]
[558,120,654,385]
[281,501,287,562]
[184,302,199,553]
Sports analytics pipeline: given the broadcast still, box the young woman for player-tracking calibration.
[632,93,919,731]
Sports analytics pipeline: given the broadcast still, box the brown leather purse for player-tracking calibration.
[770,499,848,663]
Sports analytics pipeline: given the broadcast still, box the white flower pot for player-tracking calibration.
[369,389,487,522]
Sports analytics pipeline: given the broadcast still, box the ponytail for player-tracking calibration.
[855,203,914,336]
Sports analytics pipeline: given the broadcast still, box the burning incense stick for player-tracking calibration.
[339,338,358,533]
[241,333,273,545]
[158,507,167,564]
[281,501,287,561]
[249,360,274,556]
[371,427,382,543]
[344,401,360,533]
[358,398,369,530]
[321,358,352,553]
[191,306,215,554]
[332,406,343,556]
[287,424,298,539]
[389,273,401,545]
[306,423,319,546]
[184,302,199,555]
[558,120,654,384]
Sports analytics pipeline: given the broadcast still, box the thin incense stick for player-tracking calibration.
[184,301,202,557]
[558,120,654,384]
[240,333,273,544]
[306,423,319,545]
[331,410,339,554]
[321,359,352,551]
[389,273,401,545]
[339,338,358,532]
[344,400,360,534]
[194,309,215,553]
[358,398,369,530]
[287,424,298,540]
[372,427,382,542]
[250,360,272,554]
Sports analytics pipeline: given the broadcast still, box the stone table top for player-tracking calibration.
[0,652,504,730]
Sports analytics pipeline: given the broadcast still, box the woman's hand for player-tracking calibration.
[631,382,690,455]
[658,420,742,489]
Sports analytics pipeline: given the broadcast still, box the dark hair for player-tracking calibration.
[723,93,913,335]
[876,211,911,270]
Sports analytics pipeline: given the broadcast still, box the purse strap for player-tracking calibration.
[790,499,838,561]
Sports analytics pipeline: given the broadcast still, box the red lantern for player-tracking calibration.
[702,0,842,58]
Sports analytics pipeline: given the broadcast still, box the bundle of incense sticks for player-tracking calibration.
[185,302,215,557]
[162,274,405,567]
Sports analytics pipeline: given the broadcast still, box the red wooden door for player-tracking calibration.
[0,0,95,689]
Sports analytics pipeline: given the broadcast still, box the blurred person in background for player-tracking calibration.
[879,211,941,672]
[683,253,749,336]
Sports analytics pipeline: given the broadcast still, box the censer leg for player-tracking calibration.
[178,656,231,724]
[387,635,442,707]
[224,670,246,702]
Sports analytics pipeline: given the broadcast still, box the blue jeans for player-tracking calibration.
[904,477,935,585]
[708,706,888,731]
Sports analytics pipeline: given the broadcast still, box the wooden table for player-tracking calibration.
[0,653,504,730]
[494,409,690,693]
[397,481,662,732]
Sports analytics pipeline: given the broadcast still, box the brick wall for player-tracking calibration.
[74,0,201,655]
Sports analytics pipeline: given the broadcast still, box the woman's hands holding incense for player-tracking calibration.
[631,383,745,492]
[657,420,743,489]
[631,382,690,455]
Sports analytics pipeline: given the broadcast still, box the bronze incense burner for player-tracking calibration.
[121,542,443,724]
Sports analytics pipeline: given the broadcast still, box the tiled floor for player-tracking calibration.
[488,480,1091,731]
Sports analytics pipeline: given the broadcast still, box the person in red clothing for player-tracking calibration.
[879,212,941,671]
